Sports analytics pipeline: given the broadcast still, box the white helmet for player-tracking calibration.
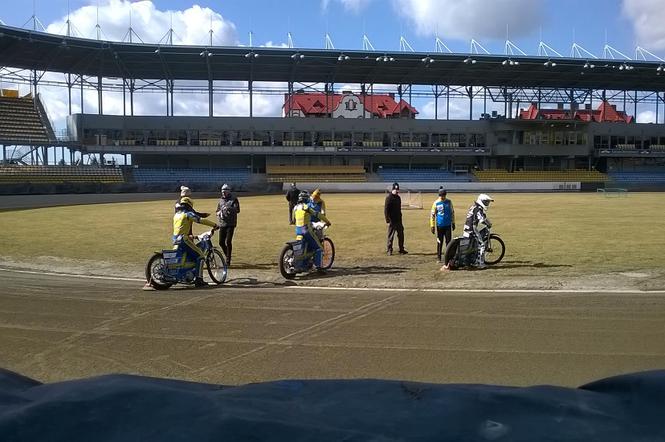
[476,193,494,210]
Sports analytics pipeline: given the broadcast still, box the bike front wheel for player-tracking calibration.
[205,249,228,284]
[321,238,335,270]
[485,234,505,265]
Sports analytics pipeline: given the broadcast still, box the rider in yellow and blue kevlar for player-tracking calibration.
[173,196,219,286]
[293,191,331,273]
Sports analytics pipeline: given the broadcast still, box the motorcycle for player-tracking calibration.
[279,222,335,279]
[145,230,228,289]
[443,224,505,270]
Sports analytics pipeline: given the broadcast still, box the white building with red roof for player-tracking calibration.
[283,91,418,119]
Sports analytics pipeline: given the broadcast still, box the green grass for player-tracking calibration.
[1,192,664,288]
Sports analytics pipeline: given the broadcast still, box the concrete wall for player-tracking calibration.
[283,182,582,193]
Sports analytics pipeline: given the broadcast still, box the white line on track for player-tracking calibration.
[1,266,664,294]
[293,286,665,294]
[0,267,144,282]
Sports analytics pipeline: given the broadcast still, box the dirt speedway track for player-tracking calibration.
[2,268,665,388]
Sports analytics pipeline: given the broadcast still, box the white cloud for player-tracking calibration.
[623,0,665,51]
[29,1,288,130]
[419,91,506,120]
[322,0,373,13]
[45,0,236,45]
[637,110,656,123]
[392,0,542,41]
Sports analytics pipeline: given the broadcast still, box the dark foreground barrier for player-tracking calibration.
[1,368,664,441]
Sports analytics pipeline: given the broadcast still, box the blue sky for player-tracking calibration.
[0,0,646,57]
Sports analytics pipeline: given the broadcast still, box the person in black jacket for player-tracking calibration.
[285,182,300,225]
[384,182,407,255]
[216,184,240,266]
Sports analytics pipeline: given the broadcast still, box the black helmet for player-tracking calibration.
[438,187,447,197]
[297,191,310,203]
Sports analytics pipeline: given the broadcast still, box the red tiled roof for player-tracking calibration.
[519,101,633,123]
[283,92,418,117]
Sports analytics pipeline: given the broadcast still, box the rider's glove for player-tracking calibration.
[431,227,435,235]
[452,223,456,230]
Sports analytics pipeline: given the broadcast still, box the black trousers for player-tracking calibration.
[218,226,235,262]
[387,222,405,252]
[436,225,452,260]
[288,204,295,224]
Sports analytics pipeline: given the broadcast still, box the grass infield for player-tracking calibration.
[1,192,664,289]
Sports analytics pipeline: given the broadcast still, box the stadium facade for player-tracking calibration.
[1,24,665,192]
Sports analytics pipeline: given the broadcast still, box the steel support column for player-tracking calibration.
[656,92,660,124]
[483,86,487,115]
[122,79,126,116]
[165,79,169,116]
[434,85,438,120]
[170,80,174,116]
[468,86,473,120]
[208,79,213,117]
[67,73,72,115]
[97,76,103,114]
[130,79,135,116]
[446,85,450,120]
[249,80,253,117]
[80,75,84,113]
[634,90,638,120]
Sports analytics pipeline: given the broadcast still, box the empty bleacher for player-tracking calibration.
[608,172,665,185]
[0,166,124,184]
[377,168,475,182]
[0,95,53,144]
[473,169,609,182]
[266,165,366,182]
[132,168,250,185]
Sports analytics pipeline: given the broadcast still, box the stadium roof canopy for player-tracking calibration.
[2,25,665,91]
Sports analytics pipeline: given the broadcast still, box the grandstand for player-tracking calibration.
[266,165,367,183]
[0,166,123,184]
[132,168,251,186]
[608,171,665,186]
[473,169,609,183]
[0,93,54,145]
[0,23,664,192]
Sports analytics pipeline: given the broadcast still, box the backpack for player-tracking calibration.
[220,198,237,220]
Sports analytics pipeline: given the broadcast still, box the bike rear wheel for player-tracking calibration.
[485,234,506,265]
[443,238,460,270]
[205,249,228,284]
[322,238,335,270]
[145,252,173,290]
[279,244,297,279]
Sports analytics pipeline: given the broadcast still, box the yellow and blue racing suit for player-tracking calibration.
[308,198,326,223]
[293,202,330,268]
[173,209,217,275]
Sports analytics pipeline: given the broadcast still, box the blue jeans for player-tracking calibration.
[296,226,323,268]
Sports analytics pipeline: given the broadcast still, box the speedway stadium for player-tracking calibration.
[2,15,665,440]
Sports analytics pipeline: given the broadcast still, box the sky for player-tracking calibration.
[1,0,664,130]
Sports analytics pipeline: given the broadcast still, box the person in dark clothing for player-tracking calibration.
[384,182,407,255]
[285,182,300,225]
[216,184,240,266]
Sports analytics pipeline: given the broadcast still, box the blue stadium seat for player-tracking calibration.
[133,168,250,185]
[377,168,475,183]
[609,172,665,184]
